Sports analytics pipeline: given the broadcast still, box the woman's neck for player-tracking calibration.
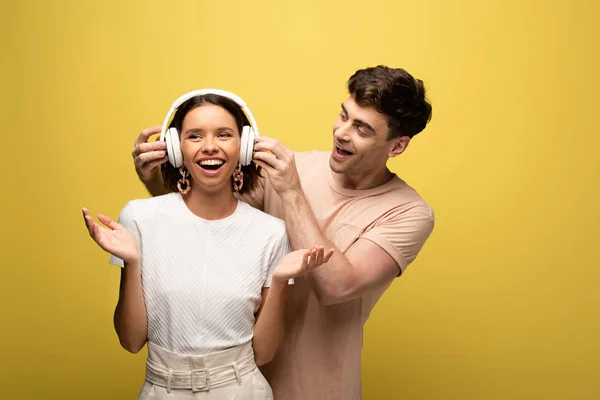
[182,186,238,220]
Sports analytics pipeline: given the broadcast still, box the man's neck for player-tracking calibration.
[332,167,395,191]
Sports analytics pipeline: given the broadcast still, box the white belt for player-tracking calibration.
[145,352,256,393]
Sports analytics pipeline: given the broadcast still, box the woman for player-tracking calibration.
[82,91,332,399]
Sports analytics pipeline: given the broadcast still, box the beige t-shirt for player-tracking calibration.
[243,150,435,400]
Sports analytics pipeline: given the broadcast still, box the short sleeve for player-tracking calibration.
[263,229,293,288]
[108,202,142,268]
[360,205,434,275]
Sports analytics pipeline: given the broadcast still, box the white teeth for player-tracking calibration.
[199,159,224,166]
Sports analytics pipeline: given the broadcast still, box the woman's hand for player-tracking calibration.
[272,246,334,283]
[82,208,139,263]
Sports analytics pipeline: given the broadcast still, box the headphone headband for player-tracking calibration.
[159,89,260,142]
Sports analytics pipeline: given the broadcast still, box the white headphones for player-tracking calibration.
[159,89,260,168]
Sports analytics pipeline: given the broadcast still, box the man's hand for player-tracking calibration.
[252,136,302,195]
[131,126,168,185]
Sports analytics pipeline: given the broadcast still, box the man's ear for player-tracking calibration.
[388,136,411,158]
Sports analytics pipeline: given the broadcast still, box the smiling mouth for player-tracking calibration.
[335,145,354,156]
[197,160,225,171]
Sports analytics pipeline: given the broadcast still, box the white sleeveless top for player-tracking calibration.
[109,193,291,355]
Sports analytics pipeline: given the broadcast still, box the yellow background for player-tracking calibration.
[1,0,599,398]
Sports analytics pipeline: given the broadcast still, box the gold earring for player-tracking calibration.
[177,167,191,194]
[232,163,243,192]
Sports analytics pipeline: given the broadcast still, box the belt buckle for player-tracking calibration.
[190,368,210,392]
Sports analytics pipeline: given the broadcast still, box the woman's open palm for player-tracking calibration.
[82,207,139,263]
[273,246,334,283]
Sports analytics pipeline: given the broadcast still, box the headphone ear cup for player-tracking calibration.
[239,125,254,166]
[166,127,184,168]
[247,127,256,166]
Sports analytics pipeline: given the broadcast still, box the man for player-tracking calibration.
[132,65,434,399]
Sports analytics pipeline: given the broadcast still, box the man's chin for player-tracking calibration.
[329,157,347,174]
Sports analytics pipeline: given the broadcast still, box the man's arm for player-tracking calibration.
[253,137,434,305]
[278,189,402,304]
